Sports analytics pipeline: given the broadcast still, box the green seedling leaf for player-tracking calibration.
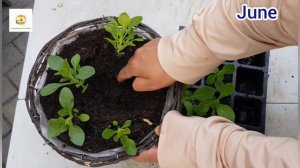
[129,16,143,28]
[77,66,96,80]
[48,55,64,71]
[118,12,131,29]
[102,128,116,139]
[218,83,234,99]
[69,125,85,146]
[192,86,216,101]
[59,87,74,110]
[79,114,90,122]
[183,100,193,116]
[71,54,80,72]
[104,12,143,54]
[59,78,68,82]
[216,104,235,122]
[215,80,224,91]
[122,120,132,128]
[113,121,119,126]
[193,101,211,115]
[58,109,69,117]
[118,128,131,135]
[73,108,79,113]
[48,117,66,137]
[206,74,216,85]
[133,38,144,41]
[40,83,67,96]
[212,68,219,74]
[121,136,137,155]
[59,60,73,79]
[221,64,235,75]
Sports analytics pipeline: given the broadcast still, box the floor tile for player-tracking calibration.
[12,33,29,55]
[2,133,12,167]
[7,63,24,88]
[267,46,298,103]
[265,104,298,139]
[2,19,21,45]
[3,97,17,124]
[2,77,17,103]
[2,43,24,73]
[2,119,11,136]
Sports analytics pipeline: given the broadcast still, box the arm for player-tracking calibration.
[158,111,298,168]
[158,0,297,84]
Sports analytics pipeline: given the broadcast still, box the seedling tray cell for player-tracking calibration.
[179,25,269,134]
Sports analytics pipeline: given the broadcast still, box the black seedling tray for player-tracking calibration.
[179,26,269,133]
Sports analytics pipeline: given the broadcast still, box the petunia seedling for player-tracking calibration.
[48,87,90,146]
[206,64,235,89]
[40,54,95,96]
[102,120,137,155]
[104,12,144,54]
[182,64,236,122]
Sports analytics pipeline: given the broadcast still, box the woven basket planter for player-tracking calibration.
[25,16,182,167]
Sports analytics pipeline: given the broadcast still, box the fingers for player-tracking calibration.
[155,126,161,135]
[133,146,158,163]
[132,77,156,91]
[117,65,134,82]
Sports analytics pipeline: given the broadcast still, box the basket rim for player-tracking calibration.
[25,16,183,167]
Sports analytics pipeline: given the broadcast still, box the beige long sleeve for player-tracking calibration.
[156,0,297,167]
[158,111,298,168]
[158,0,297,84]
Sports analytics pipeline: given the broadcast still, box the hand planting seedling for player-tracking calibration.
[40,54,95,96]
[182,64,236,122]
[102,120,137,155]
[104,12,144,54]
[48,87,90,146]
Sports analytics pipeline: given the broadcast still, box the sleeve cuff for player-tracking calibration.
[157,26,224,84]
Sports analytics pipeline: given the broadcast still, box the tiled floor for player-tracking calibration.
[2,0,34,167]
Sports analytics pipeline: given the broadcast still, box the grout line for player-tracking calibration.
[6,75,19,92]
[12,39,27,57]
[3,33,24,47]
[2,93,18,106]
[3,58,24,75]
[2,129,12,139]
[2,114,13,128]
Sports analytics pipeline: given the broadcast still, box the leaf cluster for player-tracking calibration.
[182,64,236,122]
[48,87,90,146]
[40,54,95,96]
[102,120,137,155]
[104,12,144,54]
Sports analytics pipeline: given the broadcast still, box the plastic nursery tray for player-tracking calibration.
[178,27,269,133]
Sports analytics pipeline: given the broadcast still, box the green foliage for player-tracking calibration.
[104,12,144,54]
[40,54,95,96]
[102,120,137,155]
[182,64,236,122]
[48,87,90,146]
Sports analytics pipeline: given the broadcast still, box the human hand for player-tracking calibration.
[133,126,161,163]
[117,39,176,91]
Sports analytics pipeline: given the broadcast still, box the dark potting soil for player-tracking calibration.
[40,29,168,153]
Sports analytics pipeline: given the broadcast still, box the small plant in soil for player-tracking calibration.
[182,64,236,122]
[102,120,137,155]
[48,87,90,146]
[104,12,144,54]
[40,54,95,96]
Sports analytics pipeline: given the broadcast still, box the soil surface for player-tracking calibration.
[40,29,167,153]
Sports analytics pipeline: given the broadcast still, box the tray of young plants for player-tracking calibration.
[25,12,182,167]
[182,52,269,133]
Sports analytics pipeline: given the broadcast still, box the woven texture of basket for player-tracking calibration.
[25,16,182,167]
